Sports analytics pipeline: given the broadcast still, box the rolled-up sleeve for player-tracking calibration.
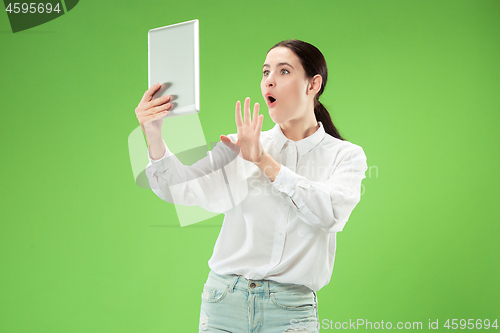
[145,139,245,214]
[271,146,368,233]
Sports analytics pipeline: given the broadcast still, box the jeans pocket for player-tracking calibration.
[270,289,317,311]
[201,283,229,303]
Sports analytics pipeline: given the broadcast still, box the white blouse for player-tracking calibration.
[145,121,368,291]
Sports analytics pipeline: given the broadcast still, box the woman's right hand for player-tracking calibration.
[135,83,172,137]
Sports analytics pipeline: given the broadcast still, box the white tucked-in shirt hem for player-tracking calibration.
[145,122,368,292]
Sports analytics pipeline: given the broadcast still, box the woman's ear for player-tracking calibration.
[306,74,322,96]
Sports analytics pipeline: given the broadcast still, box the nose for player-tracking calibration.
[265,76,275,88]
[264,72,276,88]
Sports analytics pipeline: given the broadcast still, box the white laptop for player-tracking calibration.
[148,19,200,117]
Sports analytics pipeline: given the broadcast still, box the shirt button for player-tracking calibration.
[249,282,256,288]
[278,232,283,236]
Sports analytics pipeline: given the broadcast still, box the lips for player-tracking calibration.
[265,93,277,107]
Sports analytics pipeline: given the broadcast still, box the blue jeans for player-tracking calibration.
[199,270,320,333]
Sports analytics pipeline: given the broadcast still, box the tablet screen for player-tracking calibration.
[148,19,200,117]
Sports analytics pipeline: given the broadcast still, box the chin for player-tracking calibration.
[267,110,282,124]
[269,111,291,126]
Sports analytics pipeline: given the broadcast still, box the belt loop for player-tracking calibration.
[264,280,270,299]
[228,275,239,293]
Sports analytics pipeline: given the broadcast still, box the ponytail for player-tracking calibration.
[314,99,344,141]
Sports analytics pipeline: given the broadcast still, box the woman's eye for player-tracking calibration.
[281,69,289,74]
[263,70,269,76]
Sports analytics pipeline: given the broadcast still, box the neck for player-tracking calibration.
[279,111,319,141]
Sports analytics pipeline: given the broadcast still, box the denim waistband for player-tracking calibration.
[207,270,313,298]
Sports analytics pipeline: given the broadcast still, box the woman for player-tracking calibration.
[135,40,368,333]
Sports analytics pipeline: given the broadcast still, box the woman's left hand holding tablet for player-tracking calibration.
[221,97,265,165]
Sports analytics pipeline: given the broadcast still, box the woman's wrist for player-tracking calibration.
[145,131,166,161]
[256,153,281,182]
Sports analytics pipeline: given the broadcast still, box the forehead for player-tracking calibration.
[264,47,302,68]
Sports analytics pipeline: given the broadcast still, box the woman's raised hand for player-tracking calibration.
[220,97,265,164]
[135,83,172,137]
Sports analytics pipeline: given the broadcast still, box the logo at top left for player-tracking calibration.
[3,0,79,33]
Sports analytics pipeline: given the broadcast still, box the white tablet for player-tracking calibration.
[148,19,200,117]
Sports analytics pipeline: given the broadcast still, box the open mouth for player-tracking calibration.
[266,95,277,107]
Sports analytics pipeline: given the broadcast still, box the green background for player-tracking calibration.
[1,0,499,332]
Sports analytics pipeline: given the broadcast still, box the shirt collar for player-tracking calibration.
[270,121,326,157]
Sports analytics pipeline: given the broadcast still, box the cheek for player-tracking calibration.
[260,80,265,93]
[282,81,304,100]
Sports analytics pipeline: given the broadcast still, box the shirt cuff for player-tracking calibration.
[270,165,299,197]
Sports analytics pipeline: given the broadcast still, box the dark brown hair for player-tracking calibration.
[269,40,344,140]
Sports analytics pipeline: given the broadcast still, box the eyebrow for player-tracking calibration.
[262,62,295,69]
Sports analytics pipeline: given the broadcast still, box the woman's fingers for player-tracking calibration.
[148,94,171,109]
[148,103,170,118]
[235,97,261,136]
[138,102,170,124]
[230,97,264,163]
[143,109,169,126]
[252,102,260,129]
[255,114,263,134]
[220,135,241,155]
[140,83,161,104]
[243,97,251,126]
[235,100,243,127]
[137,83,170,122]
[236,97,259,128]
[143,102,171,117]
[152,103,171,114]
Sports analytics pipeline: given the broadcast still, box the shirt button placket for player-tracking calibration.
[286,141,297,171]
